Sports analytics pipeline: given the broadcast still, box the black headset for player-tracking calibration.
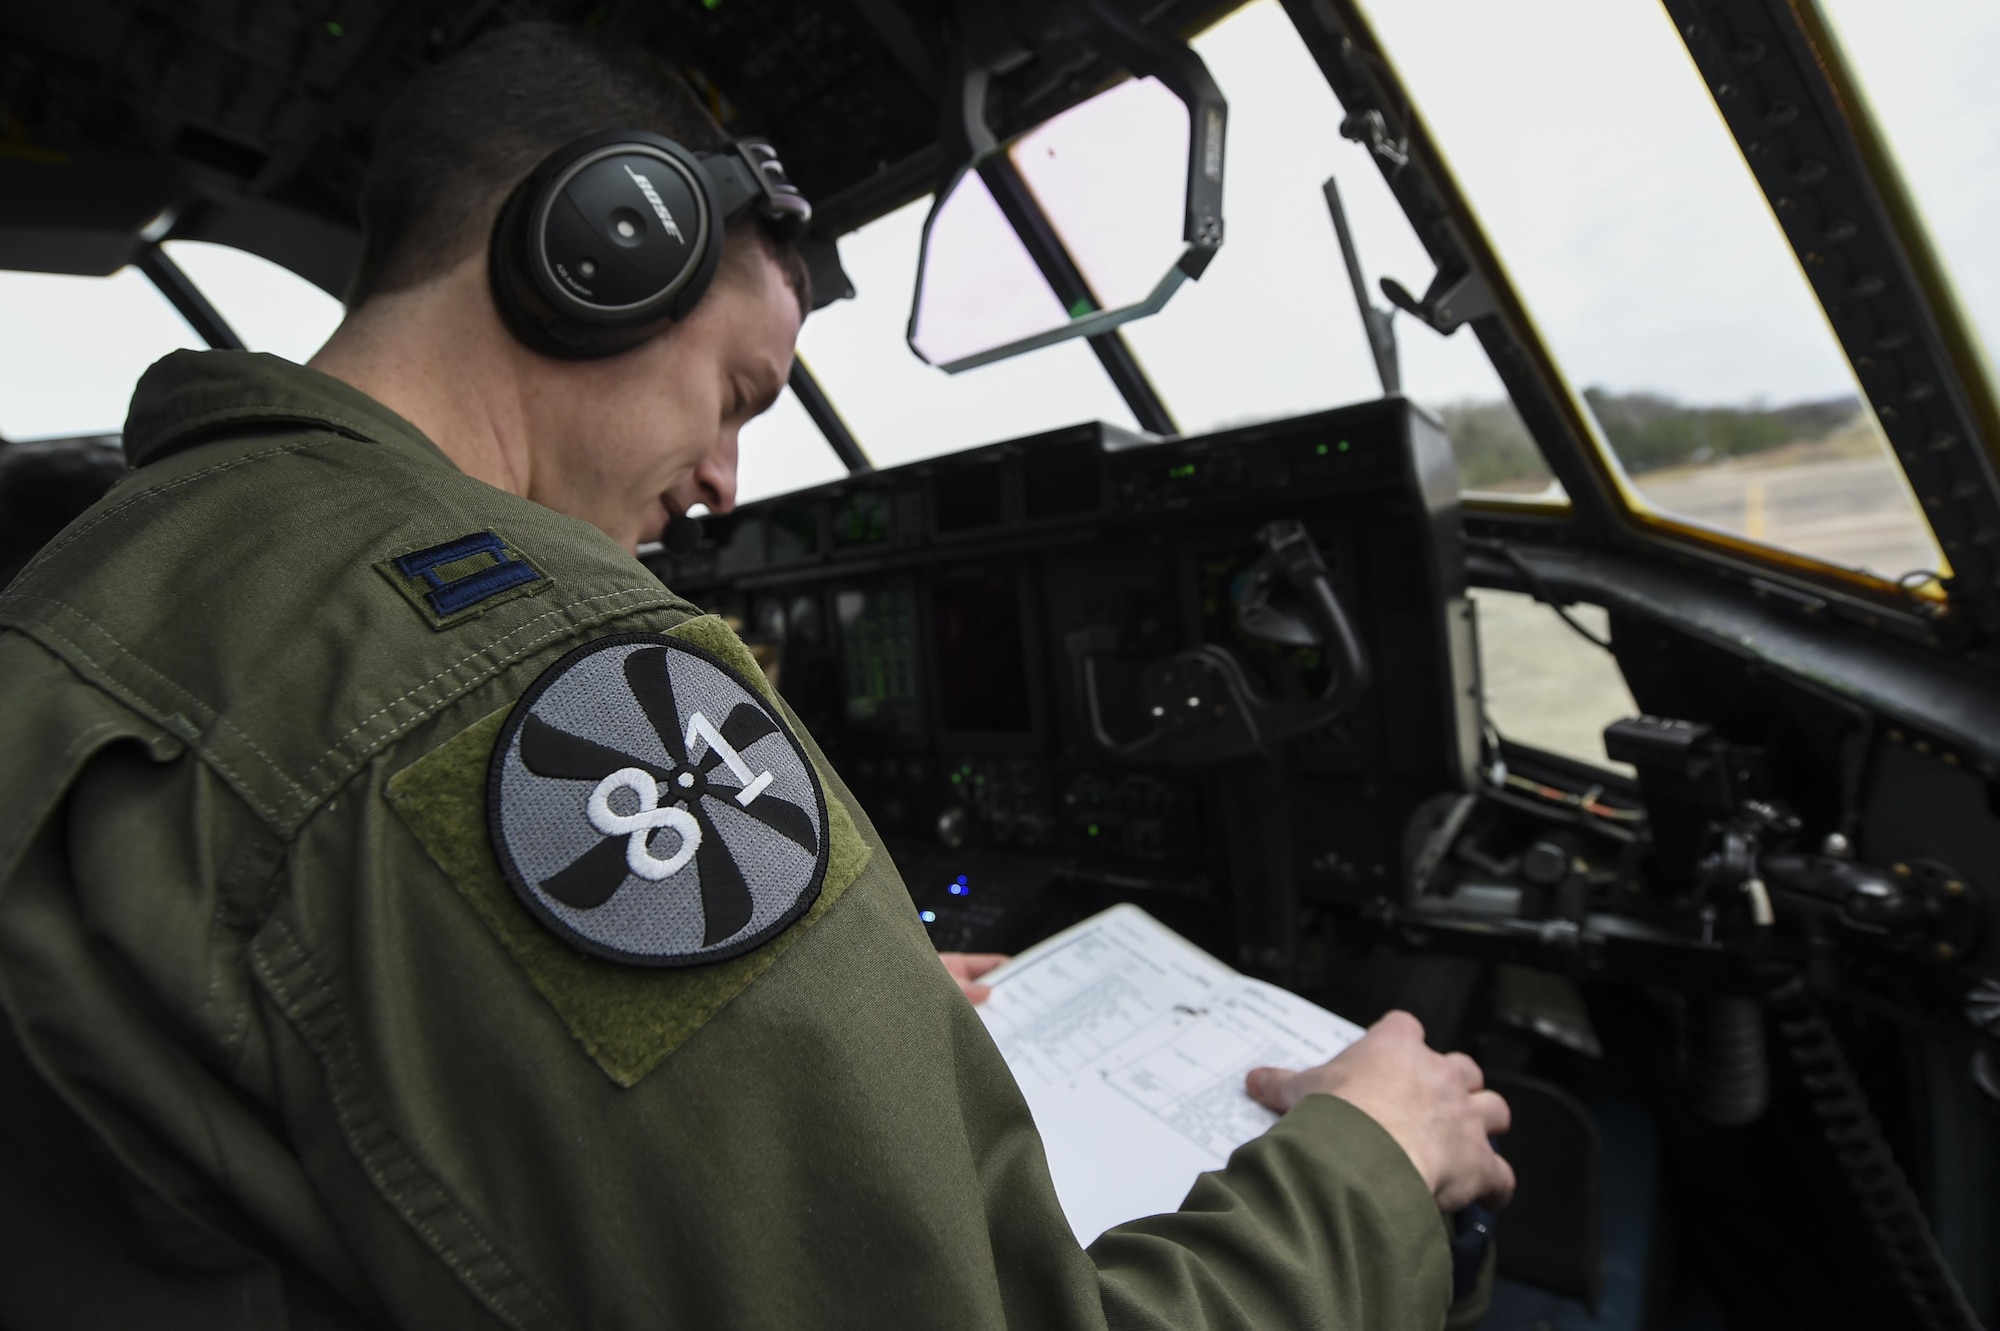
[489,129,811,360]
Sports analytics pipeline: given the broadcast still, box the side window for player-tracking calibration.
[1821,0,2000,398]
[161,241,343,363]
[1471,588,1637,775]
[1,244,343,444]
[0,267,202,440]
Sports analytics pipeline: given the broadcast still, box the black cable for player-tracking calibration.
[1464,535,1614,654]
[1767,980,1983,1331]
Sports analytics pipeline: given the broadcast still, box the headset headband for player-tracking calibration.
[705,139,812,240]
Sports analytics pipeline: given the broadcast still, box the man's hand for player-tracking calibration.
[1246,1011,1514,1213]
[939,952,1008,1004]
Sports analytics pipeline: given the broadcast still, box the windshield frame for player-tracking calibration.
[1278,0,2000,643]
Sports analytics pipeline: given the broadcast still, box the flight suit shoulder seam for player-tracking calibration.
[32,433,343,568]
[293,584,692,806]
[3,584,692,835]
[135,401,385,463]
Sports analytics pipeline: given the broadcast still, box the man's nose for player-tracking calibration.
[693,431,739,514]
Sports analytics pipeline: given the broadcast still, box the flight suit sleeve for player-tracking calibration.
[1088,1095,1454,1331]
[7,608,1462,1331]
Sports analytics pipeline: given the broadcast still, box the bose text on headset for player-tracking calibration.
[489,130,811,361]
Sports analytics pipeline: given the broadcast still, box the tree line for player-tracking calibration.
[1436,390,1862,490]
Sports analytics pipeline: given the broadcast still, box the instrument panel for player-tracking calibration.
[647,399,1478,967]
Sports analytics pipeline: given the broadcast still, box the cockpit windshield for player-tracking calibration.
[741,197,1144,501]
[1117,0,1543,479]
[744,0,1554,504]
[1357,0,1946,582]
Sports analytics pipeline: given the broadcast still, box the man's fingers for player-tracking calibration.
[1439,1145,1517,1214]
[1473,1089,1511,1136]
[1444,1051,1484,1093]
[1483,1151,1518,1208]
[936,954,1007,1005]
[938,952,1009,983]
[951,953,1010,981]
[1245,1066,1299,1112]
[1370,1010,1425,1043]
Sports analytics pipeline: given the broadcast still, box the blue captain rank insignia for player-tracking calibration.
[377,530,548,628]
[487,634,829,967]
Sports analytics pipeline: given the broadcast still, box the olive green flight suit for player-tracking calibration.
[0,350,1467,1329]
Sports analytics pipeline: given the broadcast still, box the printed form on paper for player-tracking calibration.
[976,903,1365,1246]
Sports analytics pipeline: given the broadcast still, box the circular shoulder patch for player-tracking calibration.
[488,634,829,966]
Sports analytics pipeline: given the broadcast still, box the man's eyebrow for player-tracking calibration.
[750,365,786,416]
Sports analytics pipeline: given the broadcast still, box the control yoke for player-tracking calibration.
[1070,521,1370,765]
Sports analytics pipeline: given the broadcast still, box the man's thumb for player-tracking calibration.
[1245,1066,1295,1111]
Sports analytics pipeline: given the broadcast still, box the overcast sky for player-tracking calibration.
[1,0,1991,507]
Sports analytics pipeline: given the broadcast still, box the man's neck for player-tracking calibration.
[308,265,534,497]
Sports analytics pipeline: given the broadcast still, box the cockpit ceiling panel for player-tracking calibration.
[0,0,1244,291]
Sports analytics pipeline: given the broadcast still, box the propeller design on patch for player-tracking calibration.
[515,645,819,947]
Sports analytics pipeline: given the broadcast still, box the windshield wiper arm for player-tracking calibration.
[1321,175,1400,397]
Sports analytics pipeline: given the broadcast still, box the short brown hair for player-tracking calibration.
[347,23,809,316]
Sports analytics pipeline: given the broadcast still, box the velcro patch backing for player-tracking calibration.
[377,530,548,629]
[387,616,872,1086]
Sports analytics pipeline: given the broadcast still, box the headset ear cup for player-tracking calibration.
[489,175,564,358]
[489,168,657,360]
[663,226,724,324]
[485,129,728,360]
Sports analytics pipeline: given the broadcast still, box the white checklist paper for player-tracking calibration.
[977,904,1364,1246]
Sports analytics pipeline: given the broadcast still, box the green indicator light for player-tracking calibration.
[701,0,723,9]
[1315,442,1328,456]
[1067,297,1096,319]
[1166,463,1197,480]
[974,775,985,786]
[325,20,344,35]
[949,772,961,784]
[1337,439,1352,452]
[1087,823,1100,837]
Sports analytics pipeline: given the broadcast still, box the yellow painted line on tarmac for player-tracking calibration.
[1744,480,1767,539]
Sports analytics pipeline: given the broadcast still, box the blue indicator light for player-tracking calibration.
[956,875,968,885]
[920,909,937,923]
[948,884,965,896]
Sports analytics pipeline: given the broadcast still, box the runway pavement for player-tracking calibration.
[1631,449,1939,581]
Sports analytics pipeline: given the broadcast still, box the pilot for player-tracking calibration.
[0,22,1512,1330]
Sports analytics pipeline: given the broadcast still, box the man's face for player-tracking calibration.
[527,244,801,551]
